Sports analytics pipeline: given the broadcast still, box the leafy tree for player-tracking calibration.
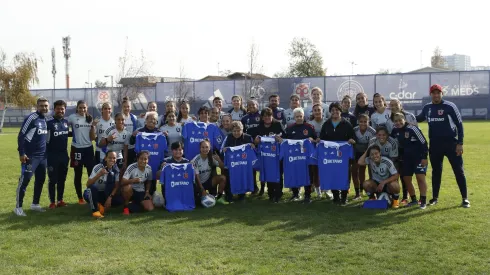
[431,46,446,69]
[0,50,39,133]
[286,37,326,77]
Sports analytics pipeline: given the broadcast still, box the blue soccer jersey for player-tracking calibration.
[280,139,314,188]
[135,132,168,179]
[160,163,195,212]
[258,136,281,183]
[182,122,223,160]
[314,141,353,191]
[224,144,258,194]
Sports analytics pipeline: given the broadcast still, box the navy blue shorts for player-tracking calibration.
[202,178,217,195]
[402,158,427,177]
[131,190,148,204]
[370,180,389,193]
[70,146,95,168]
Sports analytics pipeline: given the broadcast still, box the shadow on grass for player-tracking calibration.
[0,194,461,240]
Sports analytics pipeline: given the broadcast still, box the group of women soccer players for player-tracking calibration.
[18,85,467,218]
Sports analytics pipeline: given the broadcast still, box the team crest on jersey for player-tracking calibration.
[337,150,342,158]
[64,122,68,128]
[54,124,58,130]
[241,153,247,159]
[203,131,209,137]
[438,109,444,115]
[153,143,159,149]
[303,129,308,136]
[255,117,260,122]
[183,172,188,179]
[271,145,276,152]
[176,128,181,132]
[123,134,127,139]
[38,122,42,128]
[277,112,282,119]
[405,132,410,138]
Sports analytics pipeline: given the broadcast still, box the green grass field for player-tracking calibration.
[0,123,489,274]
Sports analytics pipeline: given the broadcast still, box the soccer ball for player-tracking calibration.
[201,194,216,208]
[152,193,165,208]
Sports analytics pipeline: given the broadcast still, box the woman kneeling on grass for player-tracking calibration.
[121,151,154,215]
[84,151,122,218]
[191,140,227,205]
[358,145,400,208]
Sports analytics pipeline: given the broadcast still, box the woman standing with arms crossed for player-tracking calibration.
[68,100,97,204]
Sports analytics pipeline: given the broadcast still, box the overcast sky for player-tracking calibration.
[2,0,489,89]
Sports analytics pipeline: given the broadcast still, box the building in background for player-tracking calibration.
[200,72,270,81]
[471,66,490,71]
[119,76,194,87]
[442,54,471,71]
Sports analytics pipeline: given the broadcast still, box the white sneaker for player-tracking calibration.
[325,190,333,200]
[14,207,27,216]
[30,204,46,212]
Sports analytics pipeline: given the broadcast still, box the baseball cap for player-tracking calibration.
[430,84,443,94]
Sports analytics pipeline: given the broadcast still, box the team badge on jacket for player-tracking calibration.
[303,129,308,136]
[438,109,444,115]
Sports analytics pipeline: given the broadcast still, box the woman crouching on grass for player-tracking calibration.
[84,151,122,219]
[121,150,154,215]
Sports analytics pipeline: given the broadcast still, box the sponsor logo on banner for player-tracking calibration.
[250,85,266,100]
[337,80,364,101]
[443,84,480,96]
[389,79,417,100]
[98,91,110,103]
[294,83,310,100]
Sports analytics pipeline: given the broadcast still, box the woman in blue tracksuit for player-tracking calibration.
[392,113,428,209]
[416,84,469,208]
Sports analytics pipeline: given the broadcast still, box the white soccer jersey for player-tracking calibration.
[123,163,152,192]
[354,126,377,153]
[96,118,114,156]
[102,126,131,160]
[68,113,93,148]
[307,118,327,136]
[368,136,398,158]
[89,164,120,192]
[179,117,195,124]
[191,155,219,183]
[160,123,183,148]
[230,110,245,121]
[365,156,398,183]
[371,109,392,131]
[123,114,137,149]
[284,108,297,128]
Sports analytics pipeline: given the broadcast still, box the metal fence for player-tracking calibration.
[3,70,489,125]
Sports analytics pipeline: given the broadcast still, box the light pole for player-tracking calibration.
[104,75,114,107]
[350,61,357,75]
[51,47,56,101]
[62,36,71,89]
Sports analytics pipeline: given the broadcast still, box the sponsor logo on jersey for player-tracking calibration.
[323,159,343,164]
[38,129,48,135]
[54,130,69,136]
[170,181,189,187]
[231,161,247,167]
[288,156,306,162]
[429,118,445,122]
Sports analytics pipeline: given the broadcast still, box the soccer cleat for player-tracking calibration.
[406,200,419,207]
[57,200,67,207]
[49,203,56,209]
[340,201,348,207]
[420,203,427,210]
[30,204,46,212]
[353,195,362,201]
[273,197,280,204]
[13,207,27,216]
[400,199,408,206]
[216,197,229,205]
[391,199,400,209]
[122,207,130,215]
[78,198,86,205]
[462,199,471,208]
[302,197,312,204]
[289,195,301,202]
[98,203,105,215]
[92,211,104,218]
[429,198,438,206]
[325,190,333,200]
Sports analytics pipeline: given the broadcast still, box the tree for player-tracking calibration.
[174,65,194,104]
[431,46,446,69]
[241,42,266,103]
[377,69,402,74]
[0,50,39,133]
[94,80,107,88]
[219,69,232,77]
[113,38,151,106]
[286,37,326,77]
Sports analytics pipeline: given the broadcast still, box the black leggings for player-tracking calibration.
[74,165,94,199]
